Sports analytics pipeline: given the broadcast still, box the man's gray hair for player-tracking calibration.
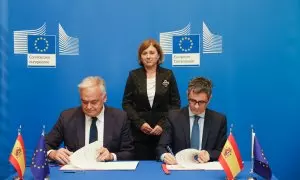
[188,77,213,97]
[78,76,106,94]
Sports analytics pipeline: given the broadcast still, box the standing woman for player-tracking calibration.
[122,39,181,160]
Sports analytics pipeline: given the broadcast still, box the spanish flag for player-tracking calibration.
[9,133,26,179]
[218,133,243,180]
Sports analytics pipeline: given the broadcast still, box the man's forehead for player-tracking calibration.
[189,91,209,99]
[80,91,102,100]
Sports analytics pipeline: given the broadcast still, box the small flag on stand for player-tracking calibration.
[9,126,26,179]
[218,133,244,180]
[31,127,50,180]
[252,132,272,179]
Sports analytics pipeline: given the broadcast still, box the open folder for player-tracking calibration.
[166,149,223,170]
[60,141,139,171]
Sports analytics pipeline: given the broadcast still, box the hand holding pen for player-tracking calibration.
[163,146,177,165]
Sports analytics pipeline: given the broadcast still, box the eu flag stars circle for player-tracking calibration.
[179,36,194,52]
[34,37,49,53]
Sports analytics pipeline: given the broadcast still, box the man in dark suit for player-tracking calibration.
[157,77,227,164]
[46,76,134,165]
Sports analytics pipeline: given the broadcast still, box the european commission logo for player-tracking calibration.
[27,35,56,66]
[14,23,79,68]
[160,22,222,67]
[172,35,200,66]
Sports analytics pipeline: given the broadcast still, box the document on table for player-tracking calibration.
[60,141,139,171]
[166,148,223,170]
[61,161,139,171]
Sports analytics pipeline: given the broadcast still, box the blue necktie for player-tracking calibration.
[89,117,98,144]
[191,115,200,149]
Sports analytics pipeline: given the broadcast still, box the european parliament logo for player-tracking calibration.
[160,22,222,67]
[13,23,79,68]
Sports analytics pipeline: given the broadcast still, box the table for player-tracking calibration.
[8,161,277,180]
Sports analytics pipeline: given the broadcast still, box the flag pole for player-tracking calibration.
[42,125,45,136]
[250,125,254,173]
[248,125,256,180]
[18,125,21,135]
[230,124,233,134]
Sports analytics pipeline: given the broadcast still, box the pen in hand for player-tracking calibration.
[165,146,177,165]
[162,146,173,175]
[166,146,175,156]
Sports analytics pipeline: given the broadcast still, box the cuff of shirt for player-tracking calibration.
[160,153,167,162]
[47,149,54,157]
[112,153,117,161]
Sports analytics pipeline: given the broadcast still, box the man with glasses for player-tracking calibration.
[45,76,134,165]
[157,77,227,164]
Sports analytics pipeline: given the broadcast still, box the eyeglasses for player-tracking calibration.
[188,99,208,106]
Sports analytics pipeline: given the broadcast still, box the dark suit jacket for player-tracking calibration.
[122,67,181,141]
[157,106,227,161]
[45,106,134,160]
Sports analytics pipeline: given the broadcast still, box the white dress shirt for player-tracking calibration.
[147,77,156,107]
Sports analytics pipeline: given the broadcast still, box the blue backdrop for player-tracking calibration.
[1,0,299,179]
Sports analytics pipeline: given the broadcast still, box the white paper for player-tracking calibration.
[166,161,223,170]
[70,141,101,168]
[60,164,81,170]
[60,141,139,170]
[175,148,200,168]
[167,148,223,170]
[61,161,139,171]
